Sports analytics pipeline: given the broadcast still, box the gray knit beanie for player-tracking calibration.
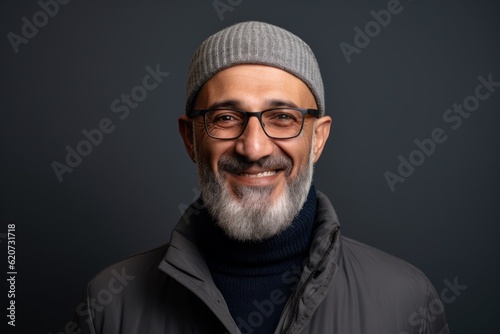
[185,21,325,115]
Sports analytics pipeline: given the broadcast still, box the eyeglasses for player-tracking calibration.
[187,107,321,140]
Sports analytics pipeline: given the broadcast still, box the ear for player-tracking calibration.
[312,116,332,163]
[178,115,196,163]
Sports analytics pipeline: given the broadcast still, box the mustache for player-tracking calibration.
[218,154,292,174]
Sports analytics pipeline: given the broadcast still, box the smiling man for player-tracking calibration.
[75,21,449,334]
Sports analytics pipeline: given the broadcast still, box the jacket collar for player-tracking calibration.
[158,198,239,332]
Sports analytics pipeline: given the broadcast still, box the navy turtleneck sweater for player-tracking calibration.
[195,185,317,334]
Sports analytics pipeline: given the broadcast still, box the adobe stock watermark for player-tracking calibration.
[48,266,135,334]
[339,0,415,64]
[51,64,170,183]
[399,276,467,334]
[213,0,243,21]
[384,73,499,192]
[7,0,72,55]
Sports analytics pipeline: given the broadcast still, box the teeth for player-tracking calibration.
[240,170,277,178]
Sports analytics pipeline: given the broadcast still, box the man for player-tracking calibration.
[74,21,449,333]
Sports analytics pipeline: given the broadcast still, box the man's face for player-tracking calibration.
[179,64,331,240]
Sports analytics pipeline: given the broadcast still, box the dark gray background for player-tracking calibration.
[2,0,499,333]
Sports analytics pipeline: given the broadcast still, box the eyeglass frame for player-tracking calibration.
[187,107,322,140]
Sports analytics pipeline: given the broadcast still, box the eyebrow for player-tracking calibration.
[207,99,299,110]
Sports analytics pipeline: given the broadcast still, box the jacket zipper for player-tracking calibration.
[281,227,339,334]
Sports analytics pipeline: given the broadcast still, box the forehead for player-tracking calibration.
[193,64,317,110]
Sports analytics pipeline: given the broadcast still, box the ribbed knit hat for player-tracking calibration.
[185,21,325,115]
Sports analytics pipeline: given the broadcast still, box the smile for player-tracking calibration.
[238,170,278,178]
[225,168,284,187]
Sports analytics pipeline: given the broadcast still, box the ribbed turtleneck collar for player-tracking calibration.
[194,184,317,277]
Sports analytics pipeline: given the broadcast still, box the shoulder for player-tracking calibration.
[341,236,423,274]
[336,236,449,332]
[337,236,447,327]
[90,243,169,278]
[340,236,432,292]
[84,243,170,298]
[74,244,175,332]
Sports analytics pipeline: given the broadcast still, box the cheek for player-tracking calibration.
[278,139,312,177]
[196,136,233,173]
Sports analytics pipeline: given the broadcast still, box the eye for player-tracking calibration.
[274,113,295,120]
[206,110,244,128]
[265,109,301,124]
[214,114,236,123]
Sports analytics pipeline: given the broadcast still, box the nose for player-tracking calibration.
[234,116,274,161]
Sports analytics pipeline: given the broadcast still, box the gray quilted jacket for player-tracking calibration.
[74,191,449,334]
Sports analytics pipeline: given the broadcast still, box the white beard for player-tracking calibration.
[194,134,315,242]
